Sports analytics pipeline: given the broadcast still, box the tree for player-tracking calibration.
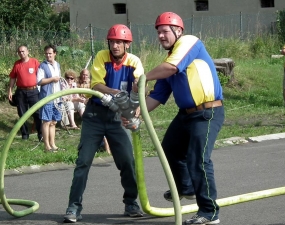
[0,0,55,30]
[49,10,70,33]
[0,0,70,44]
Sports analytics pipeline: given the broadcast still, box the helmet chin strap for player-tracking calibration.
[108,41,127,60]
[167,26,182,51]
[170,26,178,40]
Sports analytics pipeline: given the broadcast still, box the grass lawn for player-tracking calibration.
[1,58,285,169]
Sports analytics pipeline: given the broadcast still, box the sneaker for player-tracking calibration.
[63,211,82,223]
[163,190,195,202]
[124,202,144,217]
[183,214,220,225]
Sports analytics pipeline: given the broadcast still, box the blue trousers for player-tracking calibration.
[162,106,224,220]
[67,101,138,213]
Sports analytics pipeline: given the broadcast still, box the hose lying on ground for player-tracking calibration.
[0,88,103,217]
[1,82,285,225]
[135,74,285,225]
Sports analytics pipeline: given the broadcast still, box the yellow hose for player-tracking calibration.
[0,88,103,217]
[1,83,285,225]
[135,74,285,224]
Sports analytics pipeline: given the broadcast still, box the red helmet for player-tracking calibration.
[107,24,133,42]
[155,12,184,30]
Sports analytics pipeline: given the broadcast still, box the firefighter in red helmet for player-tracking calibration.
[155,12,184,50]
[106,24,133,59]
[64,24,144,223]
[152,12,223,224]
[124,12,224,224]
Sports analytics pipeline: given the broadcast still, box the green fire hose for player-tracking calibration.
[135,74,285,223]
[1,82,285,225]
[134,74,182,224]
[0,88,103,217]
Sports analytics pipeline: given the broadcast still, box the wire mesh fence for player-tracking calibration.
[0,11,278,58]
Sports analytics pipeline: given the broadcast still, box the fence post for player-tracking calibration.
[89,24,95,63]
[128,21,132,54]
[191,14,194,35]
[3,32,6,57]
[16,28,19,53]
[240,11,244,40]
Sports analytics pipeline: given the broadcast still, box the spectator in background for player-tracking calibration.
[75,68,90,110]
[37,44,64,153]
[8,45,42,141]
[280,45,285,105]
[62,69,86,129]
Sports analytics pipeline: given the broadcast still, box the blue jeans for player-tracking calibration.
[162,106,224,220]
[66,101,138,214]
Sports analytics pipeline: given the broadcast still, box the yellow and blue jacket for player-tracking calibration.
[149,35,223,109]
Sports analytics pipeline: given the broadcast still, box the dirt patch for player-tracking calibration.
[0,102,35,138]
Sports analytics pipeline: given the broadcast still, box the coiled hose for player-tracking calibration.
[0,88,103,217]
[1,83,285,225]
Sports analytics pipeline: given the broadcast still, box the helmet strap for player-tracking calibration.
[168,26,183,51]
[170,26,178,40]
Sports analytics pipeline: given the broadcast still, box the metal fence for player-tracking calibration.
[0,11,278,57]
[88,11,277,43]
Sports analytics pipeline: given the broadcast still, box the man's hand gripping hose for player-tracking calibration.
[101,90,141,131]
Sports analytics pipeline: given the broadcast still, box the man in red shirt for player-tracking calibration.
[8,45,42,141]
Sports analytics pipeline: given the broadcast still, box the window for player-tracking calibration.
[195,0,208,11]
[113,3,126,14]
[260,0,274,8]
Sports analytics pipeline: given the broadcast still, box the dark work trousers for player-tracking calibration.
[15,88,42,139]
[67,100,138,214]
[162,106,224,221]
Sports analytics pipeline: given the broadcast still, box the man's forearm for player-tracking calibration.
[9,78,16,90]
[39,77,56,85]
[93,83,120,95]
[145,96,160,112]
[146,62,177,81]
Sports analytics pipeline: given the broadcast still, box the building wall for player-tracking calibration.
[69,0,285,30]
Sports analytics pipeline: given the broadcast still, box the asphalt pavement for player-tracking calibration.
[1,134,285,225]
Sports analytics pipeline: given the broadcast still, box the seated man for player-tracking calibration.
[77,69,90,94]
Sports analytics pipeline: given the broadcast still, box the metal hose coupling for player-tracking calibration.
[101,90,141,131]
[101,94,119,112]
